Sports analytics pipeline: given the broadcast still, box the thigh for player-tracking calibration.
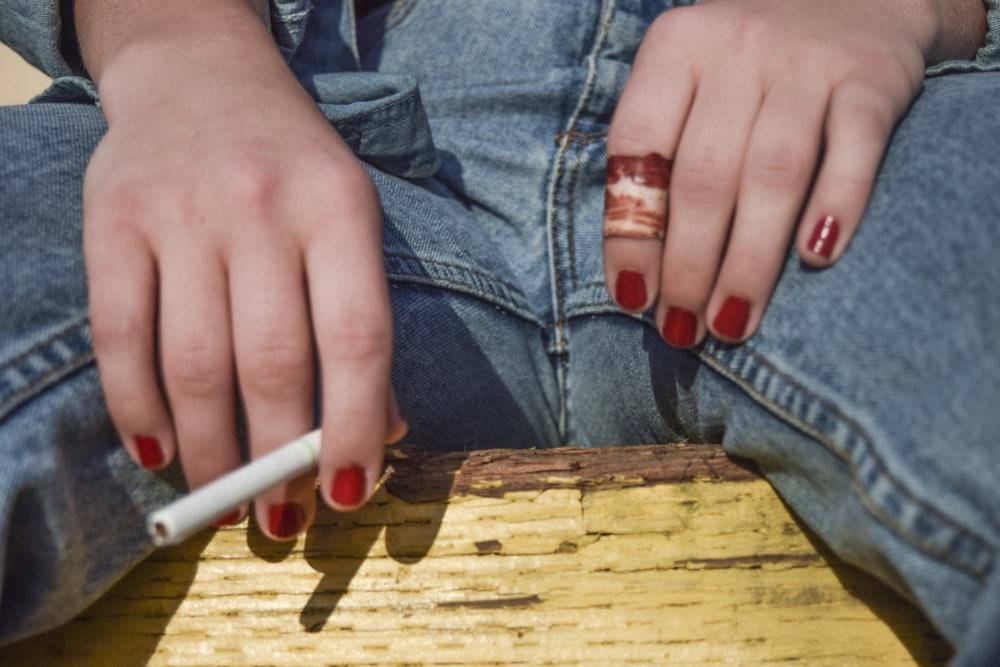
[712,71,1000,653]
[0,101,171,644]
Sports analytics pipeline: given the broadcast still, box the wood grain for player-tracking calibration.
[0,445,951,666]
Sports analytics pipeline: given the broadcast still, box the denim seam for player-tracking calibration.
[332,85,422,125]
[0,319,95,424]
[385,0,420,33]
[544,0,617,445]
[555,129,608,146]
[385,253,539,324]
[699,342,995,581]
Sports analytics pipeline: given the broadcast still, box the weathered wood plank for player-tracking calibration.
[0,445,951,665]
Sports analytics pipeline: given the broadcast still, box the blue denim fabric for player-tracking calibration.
[2,1,1000,664]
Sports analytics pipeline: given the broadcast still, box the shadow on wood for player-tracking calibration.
[0,444,952,665]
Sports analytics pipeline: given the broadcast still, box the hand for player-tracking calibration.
[603,0,984,346]
[80,1,406,540]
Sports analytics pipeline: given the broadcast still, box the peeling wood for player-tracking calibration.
[383,443,760,503]
[0,445,951,666]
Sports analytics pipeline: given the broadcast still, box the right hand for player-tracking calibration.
[80,1,406,540]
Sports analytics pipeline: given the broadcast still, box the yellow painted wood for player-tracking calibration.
[0,446,950,666]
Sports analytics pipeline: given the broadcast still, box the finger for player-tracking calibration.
[603,15,695,313]
[656,73,762,347]
[307,175,392,513]
[230,234,316,541]
[158,245,242,491]
[85,223,176,469]
[603,157,672,312]
[707,80,828,342]
[797,78,898,266]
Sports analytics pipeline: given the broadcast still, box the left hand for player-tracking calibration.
[603,0,984,346]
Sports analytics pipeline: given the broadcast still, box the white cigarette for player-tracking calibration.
[146,429,321,547]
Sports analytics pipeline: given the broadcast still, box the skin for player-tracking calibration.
[75,0,406,540]
[604,0,988,344]
[74,0,986,540]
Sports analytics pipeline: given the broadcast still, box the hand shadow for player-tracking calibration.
[296,446,461,633]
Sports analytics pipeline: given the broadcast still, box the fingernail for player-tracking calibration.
[662,307,698,347]
[213,509,243,528]
[713,296,751,340]
[807,215,839,260]
[331,465,367,507]
[615,270,648,310]
[268,502,306,539]
[135,435,165,469]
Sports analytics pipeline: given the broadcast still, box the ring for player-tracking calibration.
[603,153,671,240]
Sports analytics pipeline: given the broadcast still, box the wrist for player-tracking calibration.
[76,0,290,122]
[924,0,988,63]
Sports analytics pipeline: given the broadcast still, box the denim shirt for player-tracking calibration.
[4,0,1000,83]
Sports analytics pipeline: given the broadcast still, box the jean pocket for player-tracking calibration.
[305,71,438,179]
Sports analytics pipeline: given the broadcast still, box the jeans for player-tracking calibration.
[1,1,999,663]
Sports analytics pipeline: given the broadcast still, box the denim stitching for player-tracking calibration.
[385,253,529,299]
[700,341,995,581]
[555,129,608,146]
[0,320,94,424]
[543,0,617,444]
[385,0,419,33]
[385,253,538,324]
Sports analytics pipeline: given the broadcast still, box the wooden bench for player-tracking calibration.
[0,444,951,665]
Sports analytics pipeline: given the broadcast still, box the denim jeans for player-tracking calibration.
[2,1,1000,663]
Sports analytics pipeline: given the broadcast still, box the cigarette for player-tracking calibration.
[146,429,321,547]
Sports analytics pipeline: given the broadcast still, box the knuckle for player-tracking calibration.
[844,96,894,138]
[87,184,143,234]
[164,344,230,397]
[673,152,733,205]
[89,309,145,350]
[728,12,772,54]
[218,158,281,217]
[320,313,392,363]
[748,145,812,190]
[239,339,313,398]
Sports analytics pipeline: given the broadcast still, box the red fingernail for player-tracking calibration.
[663,307,698,348]
[807,215,840,260]
[135,435,164,469]
[331,465,367,507]
[713,296,751,340]
[213,509,243,528]
[615,270,648,310]
[268,503,306,539]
